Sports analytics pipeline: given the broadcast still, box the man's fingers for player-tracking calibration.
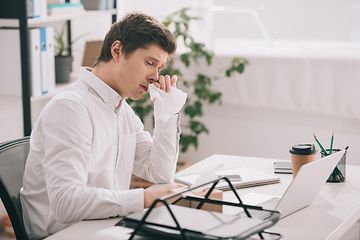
[165,75,171,92]
[154,75,177,93]
[152,82,160,89]
[159,75,165,91]
[171,75,177,87]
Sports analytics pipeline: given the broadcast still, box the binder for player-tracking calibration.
[0,28,55,98]
[117,177,282,240]
[39,27,55,96]
[29,28,42,97]
[27,0,47,18]
[27,0,41,18]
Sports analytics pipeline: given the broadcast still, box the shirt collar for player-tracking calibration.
[78,67,123,111]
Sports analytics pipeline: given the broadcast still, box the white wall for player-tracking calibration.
[212,0,360,42]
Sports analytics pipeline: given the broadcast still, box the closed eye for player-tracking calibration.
[146,60,154,66]
[146,60,163,74]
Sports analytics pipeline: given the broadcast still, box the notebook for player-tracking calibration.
[175,167,280,191]
[238,150,345,218]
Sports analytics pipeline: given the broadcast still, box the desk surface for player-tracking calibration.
[45,154,360,240]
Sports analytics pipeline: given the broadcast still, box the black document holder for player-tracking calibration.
[116,177,282,240]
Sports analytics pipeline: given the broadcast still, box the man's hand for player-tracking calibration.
[152,75,177,93]
[143,183,183,208]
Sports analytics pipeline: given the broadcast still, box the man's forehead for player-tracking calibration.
[142,44,169,64]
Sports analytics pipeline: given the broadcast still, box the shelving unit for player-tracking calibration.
[0,0,117,137]
[0,9,116,28]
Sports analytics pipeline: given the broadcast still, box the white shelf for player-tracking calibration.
[0,9,116,28]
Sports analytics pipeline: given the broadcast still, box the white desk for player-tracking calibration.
[45,154,360,240]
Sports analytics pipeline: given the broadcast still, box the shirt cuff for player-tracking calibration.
[154,113,180,134]
[121,188,144,215]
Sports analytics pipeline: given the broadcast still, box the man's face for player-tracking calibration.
[113,44,168,100]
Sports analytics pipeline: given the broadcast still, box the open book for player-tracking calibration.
[175,167,280,191]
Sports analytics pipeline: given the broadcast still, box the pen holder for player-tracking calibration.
[322,148,346,183]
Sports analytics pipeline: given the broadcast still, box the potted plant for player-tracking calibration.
[128,8,248,153]
[54,27,73,83]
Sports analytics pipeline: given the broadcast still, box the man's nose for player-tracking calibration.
[148,69,159,83]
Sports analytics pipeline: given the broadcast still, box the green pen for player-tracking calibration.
[313,133,327,155]
[330,131,334,155]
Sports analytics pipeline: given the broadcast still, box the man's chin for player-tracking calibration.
[129,94,144,101]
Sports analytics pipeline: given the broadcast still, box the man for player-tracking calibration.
[20,13,186,239]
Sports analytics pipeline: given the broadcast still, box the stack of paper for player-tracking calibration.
[175,167,280,191]
[273,160,293,174]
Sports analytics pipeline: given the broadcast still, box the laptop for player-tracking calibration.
[239,150,345,219]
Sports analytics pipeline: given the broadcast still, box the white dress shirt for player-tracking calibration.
[20,67,181,239]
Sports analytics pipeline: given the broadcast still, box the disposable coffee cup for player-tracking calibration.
[289,144,317,177]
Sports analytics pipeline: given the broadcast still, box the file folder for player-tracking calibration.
[29,28,42,97]
[0,28,55,98]
[39,27,55,96]
[117,177,282,240]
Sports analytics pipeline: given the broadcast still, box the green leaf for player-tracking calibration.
[225,69,231,77]
[180,53,190,67]
[184,101,203,118]
[236,64,245,74]
[162,17,172,27]
[209,92,222,103]
[190,120,209,134]
[180,134,198,152]
[205,52,214,65]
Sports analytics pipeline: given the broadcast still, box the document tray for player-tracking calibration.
[117,177,282,240]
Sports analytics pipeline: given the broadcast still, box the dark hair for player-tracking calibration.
[96,12,176,64]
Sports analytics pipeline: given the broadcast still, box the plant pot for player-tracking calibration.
[55,55,73,83]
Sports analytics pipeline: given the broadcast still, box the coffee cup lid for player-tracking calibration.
[289,144,317,155]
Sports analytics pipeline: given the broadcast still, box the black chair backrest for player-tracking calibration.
[0,137,30,240]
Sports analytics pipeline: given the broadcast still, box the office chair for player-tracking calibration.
[0,137,30,240]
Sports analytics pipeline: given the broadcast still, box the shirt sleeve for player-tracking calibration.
[41,98,144,223]
[132,110,181,184]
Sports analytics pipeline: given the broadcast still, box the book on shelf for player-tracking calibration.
[47,2,85,15]
[27,0,47,18]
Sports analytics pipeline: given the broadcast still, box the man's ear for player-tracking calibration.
[111,40,123,62]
